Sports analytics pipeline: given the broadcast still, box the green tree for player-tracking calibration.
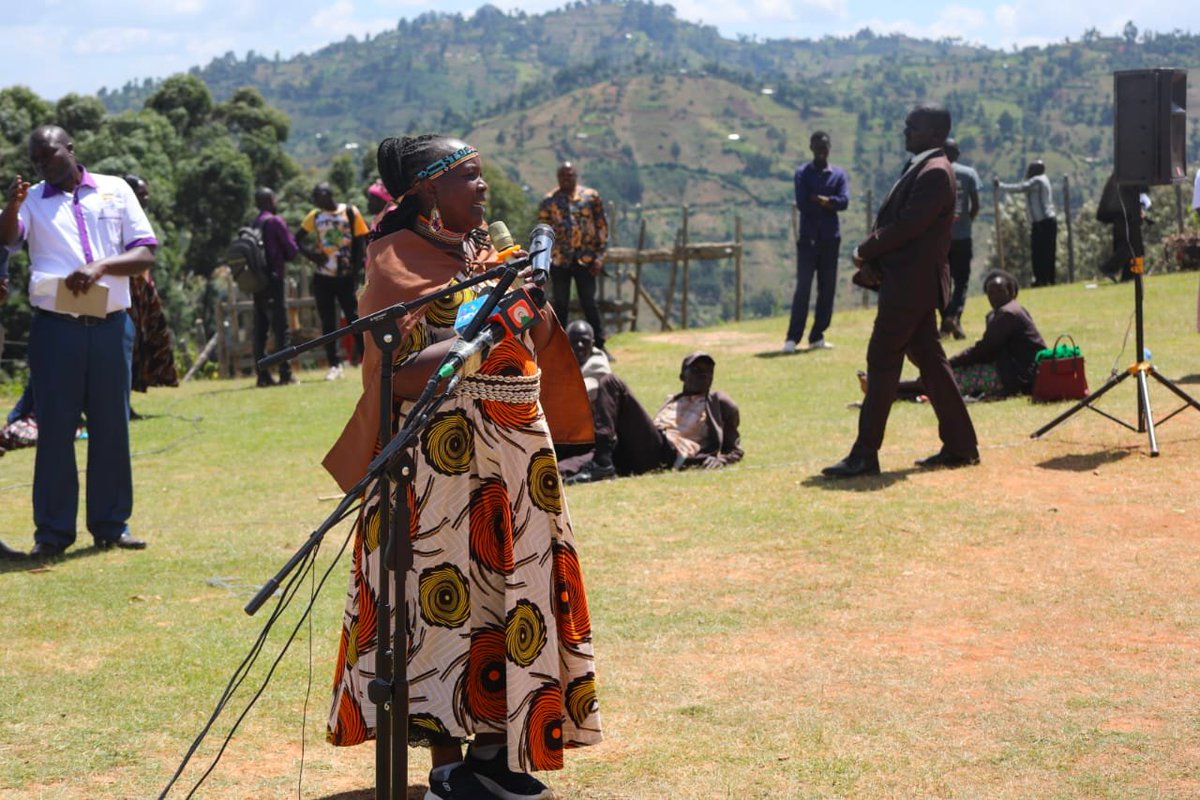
[54,93,107,135]
[327,153,357,197]
[483,162,535,241]
[146,74,213,136]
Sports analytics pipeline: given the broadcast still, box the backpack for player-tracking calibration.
[226,220,269,294]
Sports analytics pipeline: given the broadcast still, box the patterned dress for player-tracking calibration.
[327,268,602,773]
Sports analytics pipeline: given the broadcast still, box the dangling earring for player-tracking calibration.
[428,200,444,232]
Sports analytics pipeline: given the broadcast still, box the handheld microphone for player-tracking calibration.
[439,287,544,379]
[528,223,554,286]
[488,220,521,262]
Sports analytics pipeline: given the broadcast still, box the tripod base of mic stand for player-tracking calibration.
[1031,360,1200,457]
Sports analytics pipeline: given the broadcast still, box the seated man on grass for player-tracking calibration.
[560,321,743,484]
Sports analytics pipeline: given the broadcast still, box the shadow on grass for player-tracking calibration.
[0,541,109,573]
[313,788,426,800]
[1175,373,1200,385]
[753,349,811,359]
[800,469,916,491]
[1036,449,1133,472]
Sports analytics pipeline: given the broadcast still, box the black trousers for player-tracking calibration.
[944,238,972,320]
[558,373,675,477]
[312,273,362,367]
[550,261,605,348]
[253,276,292,380]
[786,237,840,343]
[1031,218,1058,287]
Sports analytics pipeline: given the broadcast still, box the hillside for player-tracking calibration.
[95,1,1200,317]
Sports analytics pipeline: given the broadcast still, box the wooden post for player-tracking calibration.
[632,218,646,332]
[665,229,679,330]
[992,180,1006,273]
[734,215,743,322]
[1063,175,1075,284]
[680,205,690,330]
[863,188,874,307]
[228,279,242,377]
[1175,183,1186,234]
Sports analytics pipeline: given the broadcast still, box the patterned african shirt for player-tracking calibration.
[537,185,608,270]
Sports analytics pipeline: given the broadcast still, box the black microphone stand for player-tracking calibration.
[246,259,524,800]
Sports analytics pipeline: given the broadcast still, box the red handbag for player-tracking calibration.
[1032,335,1089,402]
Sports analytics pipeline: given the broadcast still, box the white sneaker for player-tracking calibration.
[808,339,834,350]
[782,340,798,354]
[325,364,344,381]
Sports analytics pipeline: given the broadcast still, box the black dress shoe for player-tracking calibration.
[96,531,147,550]
[0,539,28,560]
[29,541,68,559]
[563,461,617,485]
[821,452,881,478]
[914,450,980,469]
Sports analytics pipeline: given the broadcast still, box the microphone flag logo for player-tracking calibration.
[505,298,536,330]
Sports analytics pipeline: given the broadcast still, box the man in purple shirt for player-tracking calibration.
[785,131,849,353]
[252,187,300,386]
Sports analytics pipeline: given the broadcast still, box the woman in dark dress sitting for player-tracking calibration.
[861,269,1046,401]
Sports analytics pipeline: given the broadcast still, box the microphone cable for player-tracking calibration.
[157,493,364,799]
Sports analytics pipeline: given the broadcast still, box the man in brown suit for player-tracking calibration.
[823,104,979,477]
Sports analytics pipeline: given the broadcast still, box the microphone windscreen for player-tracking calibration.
[488,220,515,254]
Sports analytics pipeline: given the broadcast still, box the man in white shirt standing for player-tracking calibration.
[0,125,157,558]
[996,160,1058,287]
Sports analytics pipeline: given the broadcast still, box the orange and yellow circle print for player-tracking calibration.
[421,409,474,476]
[418,563,471,628]
[469,478,514,575]
[409,712,451,745]
[526,448,562,515]
[565,673,598,728]
[552,541,591,647]
[392,323,429,366]
[464,625,507,725]
[521,683,565,771]
[424,282,471,328]
[478,338,539,429]
[505,599,548,667]
[329,689,367,746]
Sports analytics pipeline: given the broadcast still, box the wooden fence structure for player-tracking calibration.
[598,205,744,333]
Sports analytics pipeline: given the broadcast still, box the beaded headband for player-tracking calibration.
[415,145,479,181]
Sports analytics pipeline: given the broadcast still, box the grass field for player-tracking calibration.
[2,272,1199,799]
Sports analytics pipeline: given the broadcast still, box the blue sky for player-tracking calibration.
[4,0,1196,101]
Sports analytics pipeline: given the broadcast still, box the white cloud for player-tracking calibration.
[71,27,157,57]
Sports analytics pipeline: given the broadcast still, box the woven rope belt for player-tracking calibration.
[457,370,542,403]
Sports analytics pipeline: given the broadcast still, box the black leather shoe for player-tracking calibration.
[915,450,980,469]
[821,453,880,478]
[29,541,68,559]
[96,531,147,550]
[563,461,617,485]
[0,539,28,560]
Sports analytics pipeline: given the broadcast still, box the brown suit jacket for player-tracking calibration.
[858,150,956,313]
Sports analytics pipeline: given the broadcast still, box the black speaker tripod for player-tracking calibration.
[1031,256,1200,455]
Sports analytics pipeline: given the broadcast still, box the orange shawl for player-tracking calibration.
[322,228,593,492]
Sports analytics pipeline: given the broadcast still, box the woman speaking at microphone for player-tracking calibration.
[322,134,602,800]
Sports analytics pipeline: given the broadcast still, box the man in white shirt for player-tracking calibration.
[0,125,157,558]
[997,160,1058,286]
